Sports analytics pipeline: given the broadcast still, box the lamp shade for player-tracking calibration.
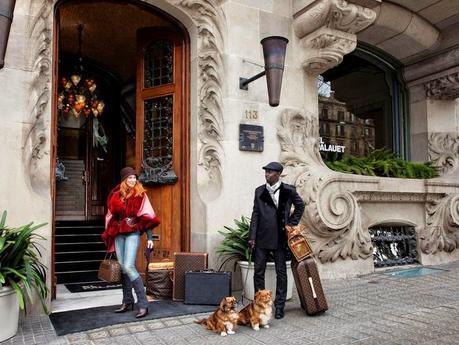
[261,36,288,107]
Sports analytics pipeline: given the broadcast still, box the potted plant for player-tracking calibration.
[0,211,48,342]
[216,216,294,301]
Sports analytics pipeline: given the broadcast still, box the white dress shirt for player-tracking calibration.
[266,181,281,207]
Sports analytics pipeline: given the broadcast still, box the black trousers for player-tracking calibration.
[253,246,287,310]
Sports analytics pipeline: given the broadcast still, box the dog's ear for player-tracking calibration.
[219,298,227,310]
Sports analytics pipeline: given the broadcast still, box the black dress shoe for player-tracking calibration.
[275,308,284,319]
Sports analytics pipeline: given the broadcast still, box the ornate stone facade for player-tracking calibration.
[23,0,53,197]
[428,133,459,176]
[294,0,377,75]
[23,0,226,202]
[176,0,226,202]
[424,71,459,100]
[421,194,459,254]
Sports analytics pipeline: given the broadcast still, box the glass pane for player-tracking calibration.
[144,40,173,88]
[143,96,173,169]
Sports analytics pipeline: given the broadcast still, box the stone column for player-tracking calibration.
[406,65,459,177]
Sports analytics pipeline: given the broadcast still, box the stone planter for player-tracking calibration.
[238,260,294,301]
[0,286,19,342]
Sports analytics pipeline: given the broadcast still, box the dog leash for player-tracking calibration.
[239,247,253,306]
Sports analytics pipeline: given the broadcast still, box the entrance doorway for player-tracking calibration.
[53,0,190,301]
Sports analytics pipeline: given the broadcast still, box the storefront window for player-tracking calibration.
[318,44,408,161]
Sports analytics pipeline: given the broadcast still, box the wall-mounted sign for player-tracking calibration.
[319,137,345,153]
[239,124,264,152]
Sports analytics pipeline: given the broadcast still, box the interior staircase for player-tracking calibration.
[55,220,106,285]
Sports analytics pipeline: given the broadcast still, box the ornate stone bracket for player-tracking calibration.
[420,194,459,254]
[278,109,374,263]
[302,27,356,75]
[428,132,459,176]
[424,71,459,100]
[294,0,377,75]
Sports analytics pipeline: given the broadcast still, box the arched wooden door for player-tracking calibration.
[135,27,189,270]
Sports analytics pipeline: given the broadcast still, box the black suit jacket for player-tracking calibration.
[249,182,305,250]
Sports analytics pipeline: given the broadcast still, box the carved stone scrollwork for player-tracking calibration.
[293,0,377,38]
[424,71,459,100]
[278,109,373,263]
[294,0,377,75]
[420,194,459,254]
[302,27,356,75]
[23,0,53,197]
[177,0,226,202]
[428,132,459,176]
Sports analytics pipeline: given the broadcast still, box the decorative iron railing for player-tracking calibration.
[369,225,418,267]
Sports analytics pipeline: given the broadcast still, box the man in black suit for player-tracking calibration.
[248,162,305,319]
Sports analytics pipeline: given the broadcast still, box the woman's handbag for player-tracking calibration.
[144,248,173,299]
[98,253,121,283]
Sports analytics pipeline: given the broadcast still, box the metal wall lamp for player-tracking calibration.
[0,0,16,69]
[239,36,289,107]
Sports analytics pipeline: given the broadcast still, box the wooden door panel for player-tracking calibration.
[134,28,189,273]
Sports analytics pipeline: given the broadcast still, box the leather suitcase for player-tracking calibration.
[173,252,208,301]
[184,270,231,305]
[292,257,328,315]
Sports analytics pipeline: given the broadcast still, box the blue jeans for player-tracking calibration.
[114,232,140,281]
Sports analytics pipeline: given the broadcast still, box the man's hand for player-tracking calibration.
[147,240,154,249]
[248,239,255,250]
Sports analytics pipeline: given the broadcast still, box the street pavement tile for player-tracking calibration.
[66,332,89,342]
[145,320,166,330]
[87,330,109,339]
[108,327,129,336]
[127,324,147,333]
[162,319,183,327]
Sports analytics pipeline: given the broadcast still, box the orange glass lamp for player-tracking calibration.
[285,224,313,262]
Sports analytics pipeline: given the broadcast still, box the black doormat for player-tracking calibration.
[49,300,215,335]
[65,282,122,293]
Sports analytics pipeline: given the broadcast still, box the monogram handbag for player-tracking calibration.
[285,224,313,262]
[98,253,121,283]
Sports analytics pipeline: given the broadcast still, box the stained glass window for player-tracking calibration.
[144,40,173,88]
[143,96,173,171]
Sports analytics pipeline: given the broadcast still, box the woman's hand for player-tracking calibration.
[147,240,154,249]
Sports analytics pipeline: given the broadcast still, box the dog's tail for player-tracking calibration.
[194,318,207,326]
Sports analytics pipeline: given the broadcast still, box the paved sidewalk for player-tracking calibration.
[2,262,459,345]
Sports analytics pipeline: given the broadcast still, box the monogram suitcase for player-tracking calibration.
[292,257,328,315]
[173,252,208,301]
[184,270,231,305]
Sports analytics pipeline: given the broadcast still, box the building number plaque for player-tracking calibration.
[239,124,264,152]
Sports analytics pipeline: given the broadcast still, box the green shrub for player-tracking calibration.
[324,149,438,179]
[0,211,48,313]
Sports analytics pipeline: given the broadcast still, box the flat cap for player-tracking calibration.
[262,162,283,172]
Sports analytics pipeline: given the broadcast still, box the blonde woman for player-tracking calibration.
[102,167,160,318]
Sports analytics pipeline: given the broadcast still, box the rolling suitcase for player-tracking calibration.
[292,257,328,315]
[184,270,231,305]
[173,252,208,301]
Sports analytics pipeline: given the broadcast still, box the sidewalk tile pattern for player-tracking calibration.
[1,262,458,345]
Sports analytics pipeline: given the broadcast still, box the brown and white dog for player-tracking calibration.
[195,296,239,336]
[238,289,273,330]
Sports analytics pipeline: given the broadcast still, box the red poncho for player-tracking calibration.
[101,186,160,252]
